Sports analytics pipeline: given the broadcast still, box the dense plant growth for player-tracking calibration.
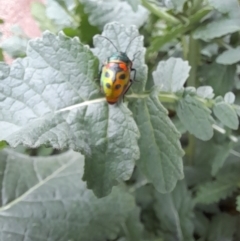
[0,0,240,240]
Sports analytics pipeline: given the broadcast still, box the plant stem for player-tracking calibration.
[147,7,212,54]
[141,0,180,25]
[188,34,200,87]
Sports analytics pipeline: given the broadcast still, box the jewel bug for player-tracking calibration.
[98,35,140,104]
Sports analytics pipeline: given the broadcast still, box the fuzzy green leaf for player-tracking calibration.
[176,95,214,140]
[154,180,194,241]
[0,28,140,197]
[193,18,240,41]
[128,92,184,193]
[152,57,190,93]
[81,0,149,30]
[207,213,237,241]
[213,102,239,129]
[0,149,135,241]
[93,22,147,93]
[216,47,240,65]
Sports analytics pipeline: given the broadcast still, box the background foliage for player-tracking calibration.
[0,0,240,240]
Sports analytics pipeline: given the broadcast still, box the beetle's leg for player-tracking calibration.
[97,64,105,93]
[121,79,133,103]
[131,68,140,83]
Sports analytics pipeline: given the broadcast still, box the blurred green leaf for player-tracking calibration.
[200,63,236,96]
[196,86,214,99]
[81,0,149,30]
[125,0,140,11]
[213,101,239,129]
[76,2,100,44]
[193,18,240,41]
[208,0,240,17]
[193,211,210,239]
[207,213,237,241]
[152,57,191,92]
[171,0,187,12]
[123,207,144,241]
[176,95,214,140]
[154,180,194,241]
[217,47,240,65]
[237,195,240,212]
[224,91,236,104]
[1,36,28,58]
[0,149,136,241]
[194,180,237,204]
[31,2,58,32]
[45,0,78,30]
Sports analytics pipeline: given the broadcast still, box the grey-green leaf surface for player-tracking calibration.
[153,57,190,93]
[216,47,240,65]
[207,214,237,241]
[0,149,136,241]
[154,180,194,241]
[81,0,149,30]
[176,95,214,141]
[128,92,184,194]
[213,102,239,129]
[92,22,147,93]
[0,29,140,197]
[193,18,240,41]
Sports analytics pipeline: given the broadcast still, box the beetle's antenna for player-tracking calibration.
[125,35,141,53]
[97,35,119,52]
[132,50,141,62]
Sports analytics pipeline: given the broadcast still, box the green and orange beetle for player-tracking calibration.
[99,36,139,104]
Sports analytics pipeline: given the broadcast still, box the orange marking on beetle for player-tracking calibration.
[119,62,128,71]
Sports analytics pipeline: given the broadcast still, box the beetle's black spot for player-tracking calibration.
[105,71,110,78]
[115,84,121,90]
[106,83,111,89]
[119,74,126,79]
